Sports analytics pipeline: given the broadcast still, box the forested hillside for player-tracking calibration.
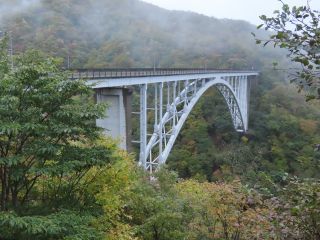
[0,0,320,239]
[1,0,283,69]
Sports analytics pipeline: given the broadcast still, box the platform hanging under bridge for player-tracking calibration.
[71,68,259,173]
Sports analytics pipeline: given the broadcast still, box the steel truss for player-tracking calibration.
[138,76,250,173]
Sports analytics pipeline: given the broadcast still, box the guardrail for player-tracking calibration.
[69,68,257,79]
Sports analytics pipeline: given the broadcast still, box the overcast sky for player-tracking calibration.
[141,0,320,25]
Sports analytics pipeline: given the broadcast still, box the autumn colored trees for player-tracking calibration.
[1,0,320,239]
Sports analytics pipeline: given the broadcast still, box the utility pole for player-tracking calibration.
[9,31,13,69]
[67,51,70,69]
[153,54,156,73]
[151,39,157,73]
[67,42,71,69]
[0,30,13,68]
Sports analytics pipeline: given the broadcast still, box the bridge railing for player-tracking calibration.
[69,68,257,79]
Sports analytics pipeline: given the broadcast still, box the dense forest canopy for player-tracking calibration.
[0,0,319,239]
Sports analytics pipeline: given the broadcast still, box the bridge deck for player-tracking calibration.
[70,68,258,80]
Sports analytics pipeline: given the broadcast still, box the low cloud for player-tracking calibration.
[0,0,41,24]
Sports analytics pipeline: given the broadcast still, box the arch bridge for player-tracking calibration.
[71,68,259,173]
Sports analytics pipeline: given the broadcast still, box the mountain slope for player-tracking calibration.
[2,0,319,182]
[1,0,282,68]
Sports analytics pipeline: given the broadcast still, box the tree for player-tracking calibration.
[86,144,139,240]
[0,35,113,233]
[176,179,276,239]
[268,178,320,239]
[127,168,191,240]
[254,0,320,100]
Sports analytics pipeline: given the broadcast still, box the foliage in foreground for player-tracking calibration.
[0,40,112,239]
[272,178,320,239]
[0,38,112,212]
[20,159,319,240]
[254,0,320,100]
[84,165,320,240]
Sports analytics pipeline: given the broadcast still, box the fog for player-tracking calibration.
[0,0,284,69]
[141,0,320,25]
[0,0,41,23]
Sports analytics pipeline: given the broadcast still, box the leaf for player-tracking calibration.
[257,24,264,29]
[282,4,290,14]
[276,31,285,39]
[263,40,271,47]
[259,15,267,20]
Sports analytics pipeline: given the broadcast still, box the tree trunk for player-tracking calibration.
[1,166,8,211]
[11,183,18,208]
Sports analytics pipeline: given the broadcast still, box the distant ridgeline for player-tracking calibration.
[1,0,283,70]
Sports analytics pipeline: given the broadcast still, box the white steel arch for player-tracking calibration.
[84,69,257,172]
[139,76,251,173]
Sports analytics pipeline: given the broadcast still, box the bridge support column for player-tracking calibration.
[139,84,147,169]
[96,87,132,151]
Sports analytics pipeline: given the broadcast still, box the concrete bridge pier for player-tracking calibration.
[95,87,132,151]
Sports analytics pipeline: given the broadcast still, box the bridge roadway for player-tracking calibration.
[70,68,257,79]
[71,68,259,173]
[70,68,257,87]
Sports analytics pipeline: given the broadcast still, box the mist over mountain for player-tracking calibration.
[1,0,282,69]
[0,0,41,23]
